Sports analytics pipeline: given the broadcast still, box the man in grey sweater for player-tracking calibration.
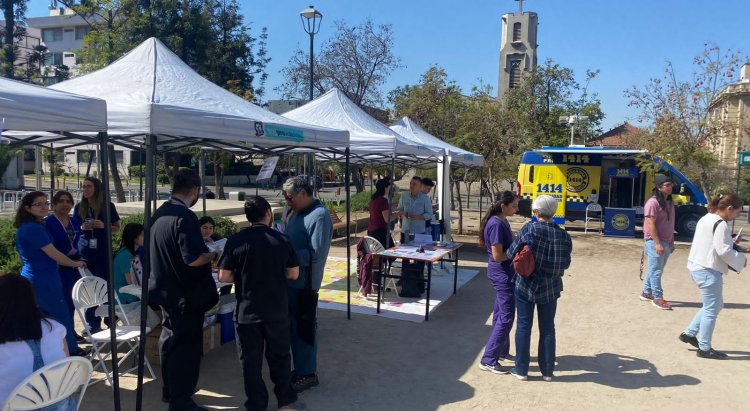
[282,177,333,393]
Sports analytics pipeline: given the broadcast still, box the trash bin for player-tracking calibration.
[218,300,237,344]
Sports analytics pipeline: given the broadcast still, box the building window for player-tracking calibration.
[76,150,97,163]
[513,23,522,42]
[43,52,63,66]
[509,59,522,88]
[42,28,63,42]
[75,26,91,40]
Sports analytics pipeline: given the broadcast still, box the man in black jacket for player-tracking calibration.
[149,170,217,411]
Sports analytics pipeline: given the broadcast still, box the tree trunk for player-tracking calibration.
[351,164,364,193]
[214,154,225,199]
[454,176,463,235]
[108,145,126,202]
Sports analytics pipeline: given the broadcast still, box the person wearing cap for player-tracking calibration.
[640,174,676,310]
[505,195,572,382]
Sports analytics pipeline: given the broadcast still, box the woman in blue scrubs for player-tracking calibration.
[14,191,87,356]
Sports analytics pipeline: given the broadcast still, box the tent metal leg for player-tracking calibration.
[99,132,121,411]
[136,134,156,411]
[345,148,351,320]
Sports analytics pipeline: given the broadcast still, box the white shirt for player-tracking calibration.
[687,213,746,274]
[0,319,67,408]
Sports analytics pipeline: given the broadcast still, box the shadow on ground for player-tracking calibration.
[552,353,701,388]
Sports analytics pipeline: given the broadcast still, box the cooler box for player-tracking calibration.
[218,299,237,344]
[603,207,636,237]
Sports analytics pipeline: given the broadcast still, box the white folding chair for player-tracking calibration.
[362,236,398,298]
[2,357,93,411]
[72,276,156,387]
[584,203,603,233]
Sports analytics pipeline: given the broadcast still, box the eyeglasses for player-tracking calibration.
[31,201,50,208]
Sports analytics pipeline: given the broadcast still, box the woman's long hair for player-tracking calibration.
[0,274,48,343]
[14,191,47,228]
[119,223,145,255]
[78,177,103,221]
[371,178,390,200]
[651,186,672,210]
[478,191,516,247]
[708,193,743,213]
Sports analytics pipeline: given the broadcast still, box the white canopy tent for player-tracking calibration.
[282,88,441,163]
[390,116,484,167]
[49,38,349,152]
[39,37,354,409]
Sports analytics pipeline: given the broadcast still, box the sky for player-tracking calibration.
[26,0,750,131]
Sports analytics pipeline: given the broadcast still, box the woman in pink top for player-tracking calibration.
[640,174,676,310]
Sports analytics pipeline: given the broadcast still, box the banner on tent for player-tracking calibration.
[257,123,304,142]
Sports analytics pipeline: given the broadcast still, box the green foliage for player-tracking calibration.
[0,219,22,274]
[324,191,400,214]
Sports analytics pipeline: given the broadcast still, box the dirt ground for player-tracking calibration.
[80,224,750,411]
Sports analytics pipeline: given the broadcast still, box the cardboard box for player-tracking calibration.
[202,323,221,355]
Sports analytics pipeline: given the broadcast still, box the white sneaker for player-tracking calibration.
[543,375,553,382]
[509,369,527,381]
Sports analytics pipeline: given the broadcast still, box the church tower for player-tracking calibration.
[498,0,538,98]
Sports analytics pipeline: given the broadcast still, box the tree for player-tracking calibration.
[1,0,27,79]
[624,43,745,197]
[279,19,402,107]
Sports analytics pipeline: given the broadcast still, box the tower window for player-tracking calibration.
[509,59,522,88]
[513,23,522,42]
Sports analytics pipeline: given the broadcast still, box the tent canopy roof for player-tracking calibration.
[282,88,440,161]
[49,37,348,151]
[0,76,107,133]
[390,117,484,167]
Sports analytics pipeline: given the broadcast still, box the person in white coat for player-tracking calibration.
[679,193,746,359]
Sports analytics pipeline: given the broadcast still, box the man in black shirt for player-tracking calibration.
[218,196,305,411]
[149,170,218,411]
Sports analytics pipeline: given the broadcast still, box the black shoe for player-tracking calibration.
[75,333,86,343]
[697,348,728,359]
[71,348,90,357]
[292,373,319,393]
[679,333,699,348]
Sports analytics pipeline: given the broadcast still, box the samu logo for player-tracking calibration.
[254,121,265,137]
[611,214,629,230]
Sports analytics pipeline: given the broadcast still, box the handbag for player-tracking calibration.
[297,238,318,346]
[513,244,536,278]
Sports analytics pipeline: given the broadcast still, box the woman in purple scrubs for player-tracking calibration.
[477,191,519,374]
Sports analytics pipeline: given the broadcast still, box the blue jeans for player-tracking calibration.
[684,268,723,351]
[514,289,557,377]
[643,240,673,299]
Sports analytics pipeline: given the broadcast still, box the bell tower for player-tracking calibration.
[498,0,538,98]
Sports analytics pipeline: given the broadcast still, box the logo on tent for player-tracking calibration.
[254,121,265,137]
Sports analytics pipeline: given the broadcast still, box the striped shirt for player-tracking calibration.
[506,220,573,304]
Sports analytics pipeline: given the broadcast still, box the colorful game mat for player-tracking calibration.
[318,257,479,322]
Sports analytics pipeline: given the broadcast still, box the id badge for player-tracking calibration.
[89,238,98,249]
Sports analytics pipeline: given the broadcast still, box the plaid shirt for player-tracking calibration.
[506,221,572,304]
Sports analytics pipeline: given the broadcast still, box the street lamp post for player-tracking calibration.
[300,5,322,185]
[559,114,589,146]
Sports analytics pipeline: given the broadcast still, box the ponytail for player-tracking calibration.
[708,193,743,213]
[478,191,517,247]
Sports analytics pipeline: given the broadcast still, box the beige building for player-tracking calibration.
[708,63,750,170]
[497,0,538,98]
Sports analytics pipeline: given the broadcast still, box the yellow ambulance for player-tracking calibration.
[516,146,707,237]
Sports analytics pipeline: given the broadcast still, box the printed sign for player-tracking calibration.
[264,124,304,142]
[566,167,590,193]
[740,151,750,166]
[256,156,279,182]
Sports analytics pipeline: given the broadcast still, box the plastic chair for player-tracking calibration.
[584,203,603,233]
[361,236,398,298]
[2,357,93,411]
[71,276,156,387]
